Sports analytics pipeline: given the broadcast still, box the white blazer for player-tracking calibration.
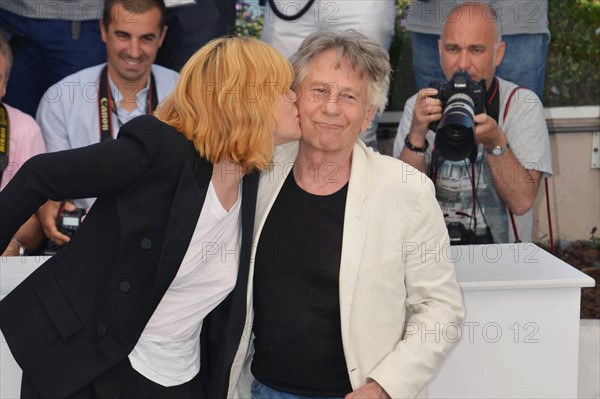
[227,141,465,398]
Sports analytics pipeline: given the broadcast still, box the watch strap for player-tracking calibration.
[404,134,429,153]
[486,142,510,156]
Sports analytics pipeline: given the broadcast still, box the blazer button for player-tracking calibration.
[119,281,131,293]
[97,324,107,336]
[141,238,152,250]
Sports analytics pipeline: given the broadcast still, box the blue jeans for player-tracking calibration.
[251,380,344,399]
[410,32,549,100]
[156,0,237,71]
[410,32,447,90]
[0,9,106,116]
[496,33,549,101]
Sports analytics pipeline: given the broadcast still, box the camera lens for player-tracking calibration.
[435,93,476,161]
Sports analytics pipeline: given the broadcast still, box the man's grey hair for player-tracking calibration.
[446,2,502,42]
[290,29,391,114]
[0,35,13,82]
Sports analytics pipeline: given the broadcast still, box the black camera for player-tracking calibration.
[428,72,486,162]
[57,207,86,237]
[447,222,494,245]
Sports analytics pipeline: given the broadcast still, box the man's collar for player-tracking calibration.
[485,76,499,100]
[108,71,151,111]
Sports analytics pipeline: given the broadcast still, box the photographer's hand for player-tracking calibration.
[410,88,442,139]
[474,113,505,149]
[38,200,73,246]
[399,88,442,173]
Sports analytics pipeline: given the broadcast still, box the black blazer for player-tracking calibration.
[0,116,257,398]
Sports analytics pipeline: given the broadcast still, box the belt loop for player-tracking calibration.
[71,21,81,40]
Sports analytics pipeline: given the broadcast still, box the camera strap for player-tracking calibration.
[97,66,158,142]
[503,85,555,251]
[0,102,10,174]
[268,0,316,20]
[485,77,500,124]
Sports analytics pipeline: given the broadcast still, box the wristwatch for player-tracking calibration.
[486,142,510,156]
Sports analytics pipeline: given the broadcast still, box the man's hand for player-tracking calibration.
[474,113,506,149]
[409,88,442,141]
[345,381,391,399]
[37,200,73,246]
[2,240,21,256]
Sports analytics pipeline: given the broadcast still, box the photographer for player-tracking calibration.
[35,0,179,247]
[393,2,552,244]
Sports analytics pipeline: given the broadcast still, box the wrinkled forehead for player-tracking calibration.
[330,48,368,80]
[302,49,368,83]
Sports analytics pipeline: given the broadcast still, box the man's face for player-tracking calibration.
[100,3,166,87]
[438,9,505,89]
[296,49,375,154]
[0,53,7,100]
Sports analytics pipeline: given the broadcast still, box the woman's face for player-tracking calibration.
[273,89,301,145]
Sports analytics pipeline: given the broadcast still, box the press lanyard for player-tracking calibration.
[0,102,9,174]
[97,66,158,142]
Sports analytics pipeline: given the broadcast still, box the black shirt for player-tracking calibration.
[251,172,352,397]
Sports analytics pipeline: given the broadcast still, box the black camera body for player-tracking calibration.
[428,72,486,162]
[57,208,86,237]
[447,222,494,246]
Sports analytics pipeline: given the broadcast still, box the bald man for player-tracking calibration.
[394,1,552,244]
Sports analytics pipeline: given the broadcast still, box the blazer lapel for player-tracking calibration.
[149,155,212,309]
[254,142,299,242]
[338,142,370,352]
[236,142,299,350]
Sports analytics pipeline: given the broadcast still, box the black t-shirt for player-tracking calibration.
[251,172,352,397]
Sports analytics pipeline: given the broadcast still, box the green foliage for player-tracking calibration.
[236,1,263,38]
[544,0,600,106]
[388,0,415,110]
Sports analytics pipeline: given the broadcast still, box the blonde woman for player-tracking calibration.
[0,37,300,399]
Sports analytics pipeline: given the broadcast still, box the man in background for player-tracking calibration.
[35,0,178,247]
[406,0,549,100]
[394,2,552,243]
[0,0,106,116]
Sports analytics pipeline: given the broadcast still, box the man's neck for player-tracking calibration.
[293,143,353,195]
[107,66,150,112]
[484,76,498,92]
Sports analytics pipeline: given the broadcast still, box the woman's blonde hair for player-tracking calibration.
[155,36,293,172]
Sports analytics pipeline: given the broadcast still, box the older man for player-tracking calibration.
[394,2,552,244]
[228,30,464,399]
[35,0,179,247]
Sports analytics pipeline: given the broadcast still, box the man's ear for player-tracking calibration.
[495,40,506,67]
